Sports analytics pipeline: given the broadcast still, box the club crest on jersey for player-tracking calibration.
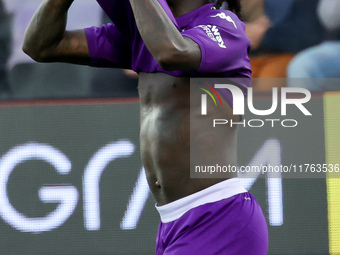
[197,25,226,49]
[211,12,237,29]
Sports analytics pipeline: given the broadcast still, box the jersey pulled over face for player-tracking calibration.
[85,0,251,79]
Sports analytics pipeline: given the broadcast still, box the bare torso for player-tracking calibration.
[22,0,246,206]
[139,72,238,206]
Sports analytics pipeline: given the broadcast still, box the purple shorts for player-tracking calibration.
[156,178,268,254]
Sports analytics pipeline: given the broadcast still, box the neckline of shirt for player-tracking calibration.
[175,3,215,29]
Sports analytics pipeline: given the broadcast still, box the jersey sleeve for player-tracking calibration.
[85,23,132,69]
[181,11,251,74]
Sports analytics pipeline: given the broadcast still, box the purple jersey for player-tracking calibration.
[85,1,251,78]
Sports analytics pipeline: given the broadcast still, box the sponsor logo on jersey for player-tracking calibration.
[197,25,226,49]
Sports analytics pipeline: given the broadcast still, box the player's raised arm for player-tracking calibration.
[129,0,202,72]
[23,0,90,65]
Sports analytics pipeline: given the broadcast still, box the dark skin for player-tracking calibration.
[23,0,238,206]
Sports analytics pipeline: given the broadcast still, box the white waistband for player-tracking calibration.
[156,178,247,223]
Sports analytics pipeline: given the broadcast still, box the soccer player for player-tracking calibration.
[23,0,268,253]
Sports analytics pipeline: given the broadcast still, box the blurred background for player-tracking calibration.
[0,0,139,100]
[0,0,339,254]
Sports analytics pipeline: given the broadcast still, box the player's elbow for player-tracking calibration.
[22,40,52,63]
[156,52,180,71]
[156,46,192,71]
[22,45,48,63]
[157,59,177,71]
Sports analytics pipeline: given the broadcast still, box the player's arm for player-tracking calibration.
[129,0,201,71]
[22,0,90,65]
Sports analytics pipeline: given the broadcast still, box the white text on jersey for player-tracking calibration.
[197,25,227,49]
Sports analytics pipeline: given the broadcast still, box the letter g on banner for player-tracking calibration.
[0,143,78,233]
